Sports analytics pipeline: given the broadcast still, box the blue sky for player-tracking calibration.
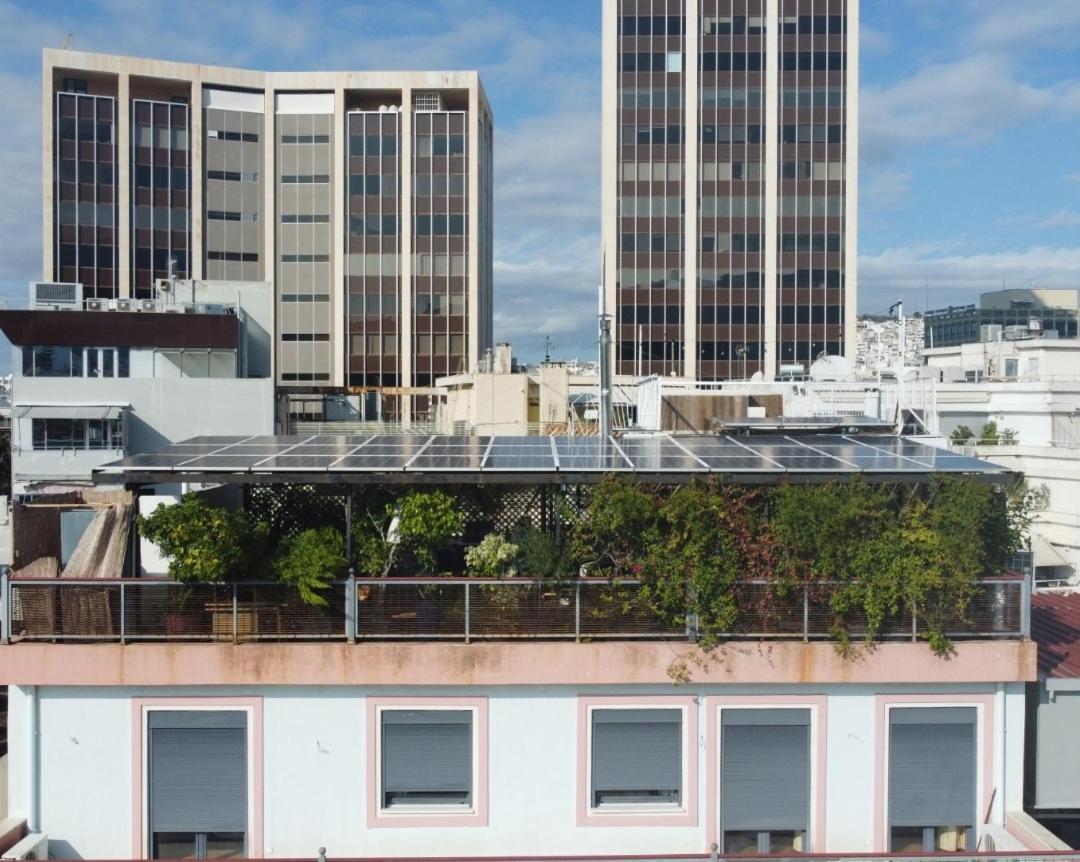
[0,0,1078,363]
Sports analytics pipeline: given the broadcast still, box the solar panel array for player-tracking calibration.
[95,434,1009,481]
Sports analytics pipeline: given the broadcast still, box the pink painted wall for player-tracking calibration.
[0,640,1036,687]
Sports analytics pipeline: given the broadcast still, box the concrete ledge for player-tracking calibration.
[0,639,1037,687]
[0,822,30,860]
[1006,810,1073,851]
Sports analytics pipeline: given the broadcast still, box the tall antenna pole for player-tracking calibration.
[890,299,905,435]
[599,281,612,440]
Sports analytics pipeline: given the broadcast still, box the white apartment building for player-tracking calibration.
[925,338,1080,585]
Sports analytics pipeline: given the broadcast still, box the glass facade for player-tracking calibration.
[616,0,687,377]
[698,1,766,379]
[131,99,191,298]
[776,0,848,369]
[54,91,117,297]
[411,110,469,391]
[347,110,402,393]
[925,305,1080,348]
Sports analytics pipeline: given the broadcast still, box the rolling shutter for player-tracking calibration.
[888,707,977,828]
[148,710,247,834]
[381,710,473,805]
[592,708,682,805]
[721,708,811,831]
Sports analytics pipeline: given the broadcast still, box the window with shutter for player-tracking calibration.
[380,709,473,809]
[148,710,247,860]
[888,707,977,852]
[590,708,683,807]
[721,708,811,853]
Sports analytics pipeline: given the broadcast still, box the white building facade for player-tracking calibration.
[2,640,1041,859]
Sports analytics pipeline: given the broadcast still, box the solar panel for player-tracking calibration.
[95,433,1011,482]
[553,437,631,471]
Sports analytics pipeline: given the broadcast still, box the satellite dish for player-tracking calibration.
[750,370,764,382]
[809,354,854,382]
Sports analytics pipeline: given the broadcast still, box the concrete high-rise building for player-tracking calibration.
[43,49,494,418]
[601,1,858,381]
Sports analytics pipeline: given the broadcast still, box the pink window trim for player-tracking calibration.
[130,696,264,860]
[704,695,828,852]
[873,693,996,853]
[576,695,700,827]
[365,696,489,828]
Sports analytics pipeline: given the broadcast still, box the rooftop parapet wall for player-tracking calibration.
[0,639,1037,687]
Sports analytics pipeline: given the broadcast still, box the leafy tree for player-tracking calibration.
[137,493,269,584]
[569,475,657,577]
[274,526,346,606]
[354,490,464,576]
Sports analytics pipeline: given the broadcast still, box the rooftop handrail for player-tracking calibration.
[0,574,1026,646]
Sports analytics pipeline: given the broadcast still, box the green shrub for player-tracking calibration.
[137,493,268,584]
[274,526,346,606]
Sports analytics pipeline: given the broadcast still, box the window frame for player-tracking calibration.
[874,695,993,853]
[577,695,698,827]
[131,697,263,860]
[366,696,488,828]
[706,696,827,853]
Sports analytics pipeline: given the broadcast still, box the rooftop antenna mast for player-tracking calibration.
[889,299,905,436]
[544,336,553,364]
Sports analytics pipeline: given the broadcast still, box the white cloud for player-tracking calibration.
[861,168,912,210]
[859,244,1080,313]
[972,0,1080,49]
[860,53,1080,164]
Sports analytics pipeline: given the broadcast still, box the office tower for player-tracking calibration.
[43,50,494,417]
[601,0,858,380]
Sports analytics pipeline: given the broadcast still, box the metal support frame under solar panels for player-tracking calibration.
[93,433,1012,487]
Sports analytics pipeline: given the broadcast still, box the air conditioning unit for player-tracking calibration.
[115,299,132,312]
[85,299,104,311]
[2,832,49,860]
[29,281,82,309]
[140,300,159,313]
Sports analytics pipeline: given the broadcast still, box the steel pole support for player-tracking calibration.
[464,583,471,644]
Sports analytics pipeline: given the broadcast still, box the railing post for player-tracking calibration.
[464,582,471,644]
[345,571,356,644]
[1,567,9,645]
[802,585,809,642]
[574,581,581,643]
[911,603,918,642]
[1021,576,1032,639]
[232,582,239,644]
[120,581,126,645]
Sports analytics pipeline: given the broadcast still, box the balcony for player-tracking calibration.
[1,575,1027,645]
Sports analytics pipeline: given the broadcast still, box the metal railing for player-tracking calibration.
[0,574,1028,645]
